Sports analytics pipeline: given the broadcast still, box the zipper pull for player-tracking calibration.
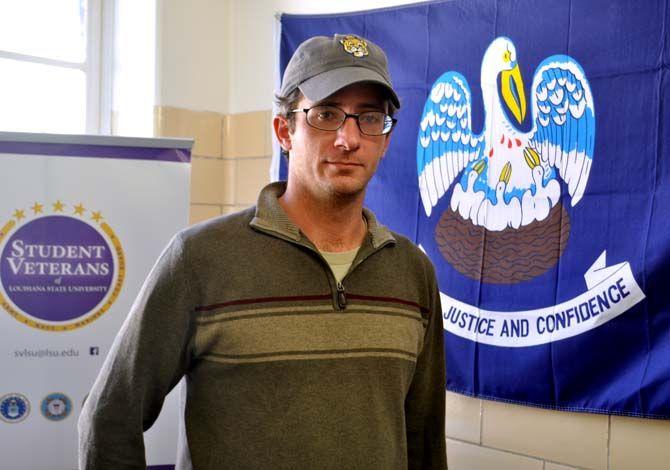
[336,282,347,309]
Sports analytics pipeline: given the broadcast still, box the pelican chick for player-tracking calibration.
[478,162,521,230]
[451,160,487,222]
[521,146,560,224]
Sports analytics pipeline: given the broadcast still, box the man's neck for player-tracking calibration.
[279,184,367,252]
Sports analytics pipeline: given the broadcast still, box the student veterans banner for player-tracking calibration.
[277,0,670,418]
[0,132,191,469]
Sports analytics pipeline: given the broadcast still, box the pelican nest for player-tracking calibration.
[435,203,570,284]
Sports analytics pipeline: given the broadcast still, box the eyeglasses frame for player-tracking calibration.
[290,105,397,136]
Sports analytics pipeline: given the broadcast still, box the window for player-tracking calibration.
[0,0,110,134]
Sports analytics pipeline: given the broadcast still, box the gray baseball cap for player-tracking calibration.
[278,34,400,109]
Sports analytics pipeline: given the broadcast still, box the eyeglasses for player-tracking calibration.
[291,105,397,136]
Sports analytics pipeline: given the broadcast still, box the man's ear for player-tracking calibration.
[273,115,292,153]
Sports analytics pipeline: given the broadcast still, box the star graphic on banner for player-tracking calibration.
[73,203,86,216]
[91,211,104,223]
[52,200,66,212]
[30,202,44,214]
[13,209,25,221]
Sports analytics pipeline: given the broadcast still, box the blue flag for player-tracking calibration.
[279,0,670,419]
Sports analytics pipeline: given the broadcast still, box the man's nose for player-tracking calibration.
[334,116,361,151]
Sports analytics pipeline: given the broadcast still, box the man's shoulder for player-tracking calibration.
[178,206,256,247]
[376,229,438,283]
[388,230,432,262]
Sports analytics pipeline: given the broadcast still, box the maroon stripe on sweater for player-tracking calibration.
[195,294,332,312]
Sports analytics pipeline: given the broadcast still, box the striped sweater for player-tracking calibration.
[79,182,447,470]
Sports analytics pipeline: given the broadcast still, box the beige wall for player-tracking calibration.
[446,392,670,469]
[155,2,670,469]
[154,107,272,223]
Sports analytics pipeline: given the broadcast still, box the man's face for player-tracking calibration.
[279,83,392,200]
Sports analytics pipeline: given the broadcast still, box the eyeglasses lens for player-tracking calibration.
[305,106,392,136]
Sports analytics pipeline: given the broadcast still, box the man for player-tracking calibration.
[79,33,447,470]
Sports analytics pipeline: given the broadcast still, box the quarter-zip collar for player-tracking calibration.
[250,181,396,250]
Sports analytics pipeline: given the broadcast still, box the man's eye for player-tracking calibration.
[316,111,334,120]
[360,113,382,124]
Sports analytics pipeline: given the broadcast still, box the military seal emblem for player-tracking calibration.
[40,393,72,421]
[0,393,30,423]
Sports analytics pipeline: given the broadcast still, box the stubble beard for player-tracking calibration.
[327,183,367,206]
[319,166,373,205]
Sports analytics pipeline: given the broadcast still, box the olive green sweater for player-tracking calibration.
[78,182,447,469]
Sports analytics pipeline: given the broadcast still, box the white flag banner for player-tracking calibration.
[440,251,646,347]
[0,132,191,470]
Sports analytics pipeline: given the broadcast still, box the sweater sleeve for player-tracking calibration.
[78,233,196,470]
[405,265,448,470]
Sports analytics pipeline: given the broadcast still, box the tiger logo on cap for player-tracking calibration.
[340,35,369,58]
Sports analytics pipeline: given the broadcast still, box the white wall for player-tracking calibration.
[228,0,420,114]
[112,0,156,136]
[155,0,231,114]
